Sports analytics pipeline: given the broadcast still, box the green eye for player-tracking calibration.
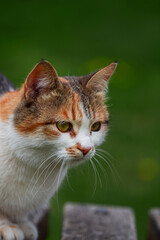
[56,122,72,132]
[91,122,101,132]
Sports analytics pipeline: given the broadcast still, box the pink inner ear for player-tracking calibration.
[104,62,118,80]
[26,64,43,89]
[86,62,117,92]
[24,60,59,99]
[91,62,118,82]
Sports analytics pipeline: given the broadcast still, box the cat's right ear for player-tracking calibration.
[86,62,117,93]
[24,60,62,101]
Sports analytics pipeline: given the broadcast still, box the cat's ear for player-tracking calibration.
[86,62,117,93]
[24,60,62,100]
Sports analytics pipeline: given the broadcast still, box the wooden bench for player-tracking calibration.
[37,204,160,240]
[148,209,160,240]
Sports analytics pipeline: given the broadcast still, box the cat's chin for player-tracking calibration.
[68,153,95,167]
[68,158,87,167]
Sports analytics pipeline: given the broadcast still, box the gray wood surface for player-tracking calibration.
[148,209,160,240]
[61,203,137,240]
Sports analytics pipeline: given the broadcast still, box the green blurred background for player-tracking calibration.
[0,0,160,239]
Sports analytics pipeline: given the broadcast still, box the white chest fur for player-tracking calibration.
[0,117,66,221]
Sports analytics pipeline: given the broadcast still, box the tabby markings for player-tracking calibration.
[43,127,60,140]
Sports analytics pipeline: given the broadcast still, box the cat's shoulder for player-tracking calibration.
[0,74,15,97]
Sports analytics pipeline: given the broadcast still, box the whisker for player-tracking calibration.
[54,159,65,209]
[32,158,62,199]
[28,153,58,195]
[93,156,109,187]
[65,168,74,192]
[89,158,103,196]
[96,150,122,183]
[42,157,61,188]
[95,151,121,186]
[89,159,97,197]
[92,159,102,188]
[56,160,65,192]
[96,148,114,159]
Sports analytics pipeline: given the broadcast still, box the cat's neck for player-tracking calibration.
[0,116,57,168]
[0,89,59,168]
[0,115,67,214]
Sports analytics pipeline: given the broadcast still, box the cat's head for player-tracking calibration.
[14,60,117,166]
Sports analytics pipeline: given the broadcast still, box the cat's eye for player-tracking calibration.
[56,122,72,132]
[91,122,101,132]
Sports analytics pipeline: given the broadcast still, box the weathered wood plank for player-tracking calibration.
[61,203,137,240]
[148,209,160,240]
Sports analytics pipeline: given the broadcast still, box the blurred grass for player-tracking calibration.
[0,1,160,239]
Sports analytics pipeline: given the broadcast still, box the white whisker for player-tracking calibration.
[93,156,109,185]
[28,153,58,195]
[96,148,114,159]
[89,158,103,196]
[95,151,121,186]
[65,168,74,192]
[32,158,62,199]
[42,157,62,188]
[96,150,121,182]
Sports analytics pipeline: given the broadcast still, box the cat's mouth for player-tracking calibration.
[68,150,95,165]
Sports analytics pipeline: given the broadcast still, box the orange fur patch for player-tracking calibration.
[66,143,79,156]
[16,121,46,133]
[58,92,83,123]
[59,77,69,84]
[60,109,70,120]
[66,143,92,156]
[43,127,60,140]
[71,93,82,121]
[0,89,23,121]
[71,93,76,120]
[57,92,83,138]
[8,224,18,229]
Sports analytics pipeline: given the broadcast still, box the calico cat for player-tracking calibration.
[0,60,117,240]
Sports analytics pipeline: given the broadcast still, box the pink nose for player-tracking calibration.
[77,146,91,156]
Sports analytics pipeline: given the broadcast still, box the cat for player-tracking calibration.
[0,60,117,240]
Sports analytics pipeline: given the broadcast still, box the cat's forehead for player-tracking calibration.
[56,88,108,123]
[57,75,99,119]
[38,75,108,122]
[57,91,83,122]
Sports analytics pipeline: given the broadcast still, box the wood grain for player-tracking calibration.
[61,203,137,240]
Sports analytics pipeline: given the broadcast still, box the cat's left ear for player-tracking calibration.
[24,60,62,100]
[86,62,117,93]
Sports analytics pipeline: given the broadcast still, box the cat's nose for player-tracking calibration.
[77,146,91,156]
